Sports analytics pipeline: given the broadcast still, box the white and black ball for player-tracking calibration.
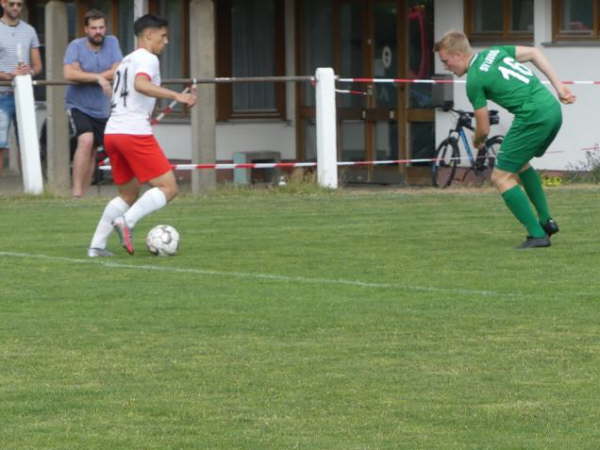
[146,224,180,256]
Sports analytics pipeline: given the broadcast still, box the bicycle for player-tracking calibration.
[432,108,504,188]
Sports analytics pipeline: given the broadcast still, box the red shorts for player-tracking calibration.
[104,134,172,184]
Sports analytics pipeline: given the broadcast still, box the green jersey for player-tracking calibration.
[466,46,556,117]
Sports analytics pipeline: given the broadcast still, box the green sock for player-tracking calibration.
[501,185,546,238]
[519,167,551,223]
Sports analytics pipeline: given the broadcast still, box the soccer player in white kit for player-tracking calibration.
[87,14,196,257]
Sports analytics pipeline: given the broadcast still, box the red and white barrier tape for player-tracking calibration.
[335,88,368,96]
[337,77,600,85]
[150,86,192,125]
[581,144,600,151]
[98,157,481,171]
[338,78,460,84]
[98,150,570,172]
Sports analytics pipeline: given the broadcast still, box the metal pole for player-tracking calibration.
[1,75,316,87]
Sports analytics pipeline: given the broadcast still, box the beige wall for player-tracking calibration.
[434,0,600,171]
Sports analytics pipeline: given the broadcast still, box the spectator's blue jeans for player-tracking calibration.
[0,93,16,148]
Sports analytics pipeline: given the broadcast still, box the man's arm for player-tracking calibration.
[472,107,490,149]
[134,75,197,106]
[0,71,15,81]
[515,46,576,104]
[64,62,104,83]
[98,62,120,82]
[30,47,42,76]
[0,47,43,80]
[64,62,113,97]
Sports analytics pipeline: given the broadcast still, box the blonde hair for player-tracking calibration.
[434,30,472,54]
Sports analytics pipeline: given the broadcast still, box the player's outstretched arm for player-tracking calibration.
[134,75,197,107]
[515,46,576,104]
[472,107,490,149]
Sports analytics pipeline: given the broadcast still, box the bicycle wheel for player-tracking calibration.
[432,138,459,188]
[470,135,503,185]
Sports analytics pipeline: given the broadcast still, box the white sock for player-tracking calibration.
[123,187,167,228]
[89,196,130,249]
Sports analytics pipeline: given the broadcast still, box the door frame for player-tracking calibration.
[296,0,413,181]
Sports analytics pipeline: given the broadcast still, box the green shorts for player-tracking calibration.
[495,100,562,173]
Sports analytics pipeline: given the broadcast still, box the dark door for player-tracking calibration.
[297,0,435,185]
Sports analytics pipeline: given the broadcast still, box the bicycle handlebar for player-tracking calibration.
[439,107,500,128]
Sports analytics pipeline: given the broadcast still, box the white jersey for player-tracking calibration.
[105,48,160,135]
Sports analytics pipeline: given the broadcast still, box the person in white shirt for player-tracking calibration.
[87,14,196,257]
[0,0,42,174]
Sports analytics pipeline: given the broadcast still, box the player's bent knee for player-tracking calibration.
[490,169,502,186]
[149,171,178,201]
[517,163,532,174]
[491,168,519,192]
[161,184,178,202]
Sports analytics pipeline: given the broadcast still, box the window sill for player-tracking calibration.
[542,41,600,47]
[152,116,292,125]
[470,40,534,47]
[219,118,292,125]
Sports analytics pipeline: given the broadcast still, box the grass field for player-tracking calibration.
[2,185,600,449]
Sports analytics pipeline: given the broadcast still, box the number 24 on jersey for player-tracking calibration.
[111,67,130,109]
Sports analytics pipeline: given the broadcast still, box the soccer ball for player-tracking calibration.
[146,224,180,256]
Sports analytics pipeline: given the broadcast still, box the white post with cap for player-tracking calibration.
[315,67,338,189]
[14,74,43,195]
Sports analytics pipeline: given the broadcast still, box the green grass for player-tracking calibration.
[2,186,600,449]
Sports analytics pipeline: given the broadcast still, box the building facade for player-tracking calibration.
[22,0,600,187]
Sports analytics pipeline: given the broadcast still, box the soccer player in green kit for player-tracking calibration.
[434,31,576,249]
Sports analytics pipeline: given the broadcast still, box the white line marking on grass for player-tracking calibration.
[0,251,524,299]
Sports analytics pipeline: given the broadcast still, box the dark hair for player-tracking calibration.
[134,14,168,37]
[84,9,106,26]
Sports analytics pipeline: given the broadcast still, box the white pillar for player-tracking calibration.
[14,74,43,194]
[533,0,552,46]
[315,67,338,189]
[134,0,148,19]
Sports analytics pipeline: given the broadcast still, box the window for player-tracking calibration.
[77,0,115,36]
[464,0,534,42]
[75,0,135,53]
[299,0,332,108]
[553,0,600,40]
[216,0,286,120]
[149,0,189,115]
[116,0,135,54]
[28,0,78,101]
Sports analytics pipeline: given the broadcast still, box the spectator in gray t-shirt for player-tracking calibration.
[64,9,122,197]
[0,0,42,175]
